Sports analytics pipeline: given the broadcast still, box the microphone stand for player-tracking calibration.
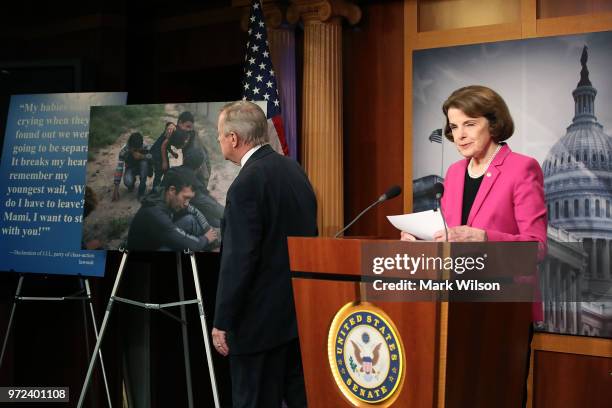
[334,185,401,238]
[334,199,383,238]
[434,192,449,242]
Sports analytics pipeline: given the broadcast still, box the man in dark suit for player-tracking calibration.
[212,101,317,407]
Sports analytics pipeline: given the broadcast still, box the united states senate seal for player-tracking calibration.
[327,302,405,406]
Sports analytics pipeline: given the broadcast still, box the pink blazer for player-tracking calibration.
[440,144,547,320]
[441,144,547,247]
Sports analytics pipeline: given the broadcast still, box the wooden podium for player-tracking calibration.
[288,237,531,408]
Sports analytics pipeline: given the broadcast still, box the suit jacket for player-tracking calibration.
[441,144,547,247]
[441,144,547,321]
[214,144,318,355]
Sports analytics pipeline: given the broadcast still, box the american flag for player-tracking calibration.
[241,0,289,155]
[429,128,443,144]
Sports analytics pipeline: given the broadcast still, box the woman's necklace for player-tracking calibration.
[468,144,502,179]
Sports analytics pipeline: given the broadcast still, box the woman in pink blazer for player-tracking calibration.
[402,86,547,319]
[405,86,546,406]
[403,85,547,251]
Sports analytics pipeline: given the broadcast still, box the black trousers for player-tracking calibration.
[229,338,306,408]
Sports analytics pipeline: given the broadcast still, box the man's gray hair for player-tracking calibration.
[220,100,269,146]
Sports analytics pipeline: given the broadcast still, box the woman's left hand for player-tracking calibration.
[433,226,487,242]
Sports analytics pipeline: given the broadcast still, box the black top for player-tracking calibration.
[127,190,211,251]
[462,169,484,225]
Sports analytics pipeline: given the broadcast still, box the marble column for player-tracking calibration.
[582,238,597,278]
[544,260,552,331]
[603,239,611,280]
[588,238,597,277]
[560,265,566,332]
[287,0,361,236]
[552,260,559,330]
[572,271,578,334]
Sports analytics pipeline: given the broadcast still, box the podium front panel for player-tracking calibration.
[292,277,438,407]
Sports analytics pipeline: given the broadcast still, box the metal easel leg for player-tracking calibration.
[83,278,113,408]
[77,251,130,408]
[176,252,194,408]
[188,251,220,408]
[80,279,91,365]
[0,275,24,370]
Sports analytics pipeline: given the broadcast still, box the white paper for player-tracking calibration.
[387,210,446,241]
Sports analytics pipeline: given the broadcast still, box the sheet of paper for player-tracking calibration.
[387,210,446,241]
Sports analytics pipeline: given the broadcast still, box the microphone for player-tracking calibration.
[431,182,448,241]
[377,185,401,202]
[432,182,444,201]
[334,185,402,238]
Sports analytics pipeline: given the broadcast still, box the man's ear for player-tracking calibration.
[168,186,177,195]
[230,132,239,148]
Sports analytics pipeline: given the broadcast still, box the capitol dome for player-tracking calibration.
[542,46,612,239]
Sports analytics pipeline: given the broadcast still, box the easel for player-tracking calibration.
[0,272,113,408]
[77,250,220,408]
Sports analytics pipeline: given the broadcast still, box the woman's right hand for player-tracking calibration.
[400,231,416,241]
